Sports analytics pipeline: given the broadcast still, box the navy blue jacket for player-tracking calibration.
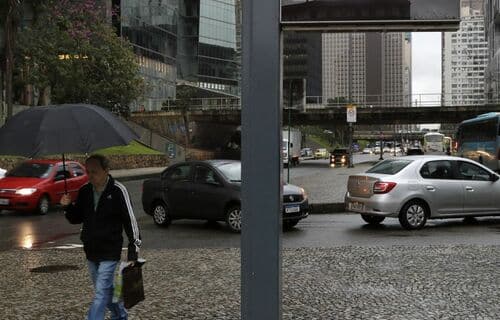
[65,175,141,262]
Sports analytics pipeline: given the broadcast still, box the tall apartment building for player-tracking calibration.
[322,32,412,108]
[485,0,500,101]
[442,0,487,106]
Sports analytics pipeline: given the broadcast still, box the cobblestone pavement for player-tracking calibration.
[2,245,500,319]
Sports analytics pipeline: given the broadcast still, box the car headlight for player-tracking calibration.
[16,188,37,196]
[300,188,308,200]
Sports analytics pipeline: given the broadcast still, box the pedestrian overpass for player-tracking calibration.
[130,94,500,126]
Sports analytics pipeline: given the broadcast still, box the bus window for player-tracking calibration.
[457,113,500,172]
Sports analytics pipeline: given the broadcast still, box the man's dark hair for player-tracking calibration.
[86,154,110,170]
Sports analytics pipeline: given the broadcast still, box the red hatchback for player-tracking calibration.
[0,159,88,214]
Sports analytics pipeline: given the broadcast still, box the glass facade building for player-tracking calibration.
[115,0,240,111]
[178,0,239,96]
[117,0,178,111]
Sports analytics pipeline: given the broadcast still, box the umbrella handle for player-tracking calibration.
[62,153,68,194]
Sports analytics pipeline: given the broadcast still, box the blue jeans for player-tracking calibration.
[87,260,128,320]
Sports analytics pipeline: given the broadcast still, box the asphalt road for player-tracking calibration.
[2,152,500,252]
[2,199,500,251]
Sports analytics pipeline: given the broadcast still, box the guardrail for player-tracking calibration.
[132,93,499,112]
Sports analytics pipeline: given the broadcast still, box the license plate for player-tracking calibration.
[285,206,300,213]
[0,198,9,205]
[349,201,364,211]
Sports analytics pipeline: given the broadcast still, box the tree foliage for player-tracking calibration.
[14,0,144,109]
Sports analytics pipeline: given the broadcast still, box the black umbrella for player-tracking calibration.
[0,104,139,192]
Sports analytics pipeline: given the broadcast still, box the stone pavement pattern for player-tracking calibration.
[1,245,500,319]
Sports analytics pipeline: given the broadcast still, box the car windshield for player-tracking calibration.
[7,163,53,178]
[333,149,348,154]
[366,159,412,175]
[216,162,241,182]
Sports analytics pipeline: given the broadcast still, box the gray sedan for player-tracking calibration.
[345,156,500,230]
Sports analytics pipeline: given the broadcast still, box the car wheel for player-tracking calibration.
[225,205,241,233]
[152,201,171,227]
[37,195,50,215]
[283,219,300,229]
[361,214,385,225]
[399,200,428,230]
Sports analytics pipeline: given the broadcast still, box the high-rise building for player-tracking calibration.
[117,0,179,111]
[322,32,411,108]
[178,0,239,96]
[116,0,240,111]
[442,0,487,106]
[283,32,323,102]
[484,0,500,101]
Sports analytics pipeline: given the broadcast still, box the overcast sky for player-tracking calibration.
[412,32,441,97]
[412,32,441,128]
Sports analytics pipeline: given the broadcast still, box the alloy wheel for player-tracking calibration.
[406,204,425,227]
[227,207,242,232]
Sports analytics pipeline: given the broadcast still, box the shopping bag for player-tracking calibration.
[122,259,146,309]
[112,262,130,303]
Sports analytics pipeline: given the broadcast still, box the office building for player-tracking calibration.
[443,0,487,106]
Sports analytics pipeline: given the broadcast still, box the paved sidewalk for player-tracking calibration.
[2,246,500,319]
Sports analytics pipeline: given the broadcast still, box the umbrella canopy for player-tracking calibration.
[0,104,138,157]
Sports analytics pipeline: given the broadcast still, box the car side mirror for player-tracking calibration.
[490,174,499,182]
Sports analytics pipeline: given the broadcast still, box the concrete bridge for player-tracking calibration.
[131,104,500,126]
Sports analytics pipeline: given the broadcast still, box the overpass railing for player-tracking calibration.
[136,93,500,112]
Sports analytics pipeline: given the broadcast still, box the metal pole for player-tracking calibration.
[379,132,384,161]
[393,124,397,157]
[347,34,354,168]
[348,123,354,167]
[241,0,282,318]
[287,80,292,182]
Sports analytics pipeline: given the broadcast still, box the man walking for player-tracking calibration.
[61,154,141,320]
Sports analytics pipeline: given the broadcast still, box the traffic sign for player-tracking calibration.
[347,105,356,123]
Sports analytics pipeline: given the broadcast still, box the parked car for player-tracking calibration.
[0,167,5,179]
[406,147,424,155]
[300,148,313,158]
[362,148,372,154]
[330,148,350,167]
[345,156,500,230]
[142,160,309,232]
[314,148,329,159]
[0,159,88,214]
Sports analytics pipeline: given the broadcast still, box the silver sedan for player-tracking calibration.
[345,156,500,230]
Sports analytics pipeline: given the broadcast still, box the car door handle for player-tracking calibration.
[465,186,474,192]
[425,186,435,191]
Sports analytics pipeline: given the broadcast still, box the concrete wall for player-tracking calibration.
[126,120,187,163]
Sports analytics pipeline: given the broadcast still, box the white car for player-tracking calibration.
[362,148,372,154]
[0,168,5,179]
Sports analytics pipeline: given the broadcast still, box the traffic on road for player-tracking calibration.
[1,153,500,252]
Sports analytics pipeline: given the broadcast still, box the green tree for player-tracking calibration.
[171,86,199,146]
[1,0,22,119]
[14,0,144,110]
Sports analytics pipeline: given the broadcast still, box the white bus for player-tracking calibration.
[423,132,445,154]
